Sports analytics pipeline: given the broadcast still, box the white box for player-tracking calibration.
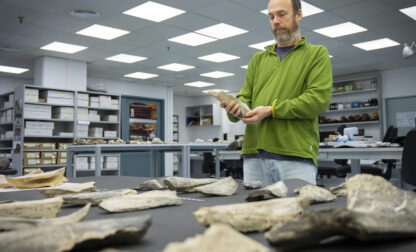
[53,107,74,114]
[89,102,99,107]
[89,114,100,121]
[105,156,119,163]
[25,128,53,136]
[75,157,89,170]
[77,100,89,107]
[77,114,89,121]
[77,93,89,100]
[104,162,118,169]
[89,110,98,115]
[104,131,117,137]
[99,95,111,103]
[77,130,88,137]
[111,99,119,105]
[45,90,74,99]
[52,113,74,120]
[5,131,13,138]
[24,104,51,119]
[77,125,89,131]
[103,115,118,122]
[24,95,38,103]
[47,97,73,105]
[89,132,103,137]
[25,88,39,96]
[78,108,88,114]
[3,101,12,108]
[57,132,74,137]
[89,127,103,133]
[25,121,54,129]
[9,94,14,103]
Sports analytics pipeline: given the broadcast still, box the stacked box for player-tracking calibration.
[89,127,103,137]
[57,132,73,137]
[58,152,67,159]
[89,110,100,121]
[75,156,89,170]
[110,99,119,109]
[3,100,12,108]
[90,97,99,107]
[39,142,56,149]
[99,95,112,108]
[24,88,39,103]
[52,107,74,120]
[41,152,57,159]
[77,108,89,121]
[5,131,13,138]
[24,159,41,166]
[24,104,51,119]
[23,142,40,149]
[58,143,72,150]
[104,131,117,137]
[104,156,119,169]
[41,159,56,165]
[77,93,89,107]
[43,90,73,105]
[6,109,12,123]
[24,152,40,159]
[25,120,54,137]
[77,124,89,137]
[103,115,118,122]
[89,156,104,169]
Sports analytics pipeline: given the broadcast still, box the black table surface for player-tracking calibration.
[1,176,415,252]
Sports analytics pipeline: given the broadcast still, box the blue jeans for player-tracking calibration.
[243,157,317,185]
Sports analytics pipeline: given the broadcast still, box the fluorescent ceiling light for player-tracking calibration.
[314,22,367,38]
[106,54,147,63]
[400,6,416,21]
[76,24,129,40]
[168,32,217,46]
[0,65,29,74]
[198,52,240,63]
[157,63,195,72]
[329,55,333,58]
[241,65,248,69]
[124,72,158,79]
[249,40,275,50]
[123,1,185,22]
[203,89,229,93]
[261,1,324,17]
[41,42,87,54]
[201,71,235,78]
[353,38,400,51]
[195,23,248,39]
[184,81,215,88]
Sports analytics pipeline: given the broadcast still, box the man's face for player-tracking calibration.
[268,0,301,45]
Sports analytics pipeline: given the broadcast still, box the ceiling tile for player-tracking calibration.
[192,0,256,22]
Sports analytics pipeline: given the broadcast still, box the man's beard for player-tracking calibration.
[273,19,300,45]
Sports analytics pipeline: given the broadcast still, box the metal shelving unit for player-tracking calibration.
[0,91,14,167]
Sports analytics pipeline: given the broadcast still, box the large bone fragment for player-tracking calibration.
[6,167,66,189]
[38,181,98,197]
[61,189,137,205]
[206,89,251,117]
[193,176,238,196]
[242,181,262,190]
[329,182,347,197]
[0,197,63,218]
[0,203,90,231]
[162,177,218,192]
[135,179,166,191]
[0,215,152,252]
[294,184,336,204]
[246,181,287,201]
[266,174,416,250]
[163,224,272,252]
[99,190,182,212]
[193,197,309,232]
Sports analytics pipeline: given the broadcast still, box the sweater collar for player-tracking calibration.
[265,37,306,54]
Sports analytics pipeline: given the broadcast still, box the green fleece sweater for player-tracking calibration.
[228,38,332,166]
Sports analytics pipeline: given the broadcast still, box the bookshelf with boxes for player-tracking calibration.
[73,154,120,177]
[0,91,14,167]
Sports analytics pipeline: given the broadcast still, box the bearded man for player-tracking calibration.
[221,0,332,185]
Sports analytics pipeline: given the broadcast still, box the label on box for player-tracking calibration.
[24,152,40,159]
[41,158,56,165]
[57,158,67,164]
[24,158,41,166]
[41,152,57,159]
[39,142,56,149]
[23,142,40,149]
[58,152,67,158]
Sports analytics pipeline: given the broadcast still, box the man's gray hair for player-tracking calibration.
[292,0,301,15]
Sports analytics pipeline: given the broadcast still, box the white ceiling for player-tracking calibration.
[0,0,415,97]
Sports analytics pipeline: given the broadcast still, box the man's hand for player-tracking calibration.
[220,101,241,117]
[240,106,272,124]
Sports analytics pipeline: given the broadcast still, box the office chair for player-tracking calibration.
[401,128,416,187]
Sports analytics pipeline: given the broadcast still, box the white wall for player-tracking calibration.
[381,66,416,132]
[0,76,32,94]
[173,95,194,142]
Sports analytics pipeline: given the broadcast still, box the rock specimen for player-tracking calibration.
[246,181,288,202]
[99,190,181,213]
[0,215,152,252]
[0,197,63,218]
[265,174,416,250]
[206,89,251,117]
[61,189,137,205]
[135,179,166,191]
[0,158,10,170]
[108,139,125,144]
[6,167,66,189]
[163,224,272,252]
[294,184,336,204]
[242,181,262,190]
[151,137,164,144]
[194,197,309,232]
[329,182,347,197]
[0,203,90,231]
[193,177,238,196]
[38,181,98,197]
[162,177,218,192]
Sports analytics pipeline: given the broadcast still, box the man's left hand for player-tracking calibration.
[240,106,272,124]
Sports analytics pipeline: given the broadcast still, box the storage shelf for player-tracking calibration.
[129,118,157,124]
[25,102,74,107]
[0,122,13,126]
[89,121,119,124]
[0,107,13,111]
[319,120,379,127]
[24,135,74,139]
[323,106,379,114]
[75,169,119,171]
[80,137,119,140]
[77,106,119,111]
[331,88,377,97]
[0,147,12,150]
[23,149,66,152]
[24,118,74,122]
[23,165,66,168]
[0,139,13,142]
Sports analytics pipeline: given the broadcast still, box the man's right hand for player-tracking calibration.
[220,101,241,118]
